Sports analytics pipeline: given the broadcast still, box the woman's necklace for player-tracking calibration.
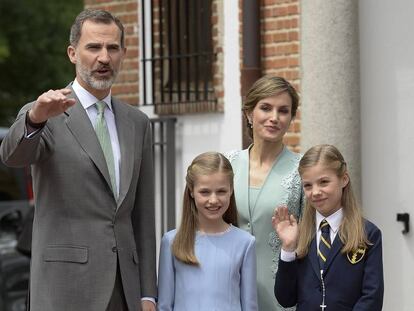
[247,186,260,235]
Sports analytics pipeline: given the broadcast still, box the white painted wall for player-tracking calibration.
[174,0,242,224]
[360,1,414,309]
[140,0,242,229]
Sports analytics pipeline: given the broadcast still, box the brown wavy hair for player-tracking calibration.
[242,75,299,139]
[172,152,238,265]
[296,144,370,258]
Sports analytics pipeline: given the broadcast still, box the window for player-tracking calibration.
[141,0,217,114]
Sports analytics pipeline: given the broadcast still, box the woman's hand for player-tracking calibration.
[272,205,299,252]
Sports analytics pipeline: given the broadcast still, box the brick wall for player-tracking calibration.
[83,0,223,113]
[84,0,140,106]
[212,0,224,112]
[82,0,300,149]
[261,0,301,152]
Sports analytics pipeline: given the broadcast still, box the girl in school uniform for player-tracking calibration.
[157,152,258,311]
[272,144,384,311]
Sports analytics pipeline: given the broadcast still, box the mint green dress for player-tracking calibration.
[227,147,303,311]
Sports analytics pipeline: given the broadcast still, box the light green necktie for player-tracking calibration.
[94,101,117,199]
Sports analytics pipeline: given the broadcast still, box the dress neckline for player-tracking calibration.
[197,224,233,236]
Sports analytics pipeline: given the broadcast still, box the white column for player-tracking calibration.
[300,0,361,196]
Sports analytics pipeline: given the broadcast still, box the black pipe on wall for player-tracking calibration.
[241,0,262,148]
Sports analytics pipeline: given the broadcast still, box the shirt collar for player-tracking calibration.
[316,208,343,234]
[72,79,113,111]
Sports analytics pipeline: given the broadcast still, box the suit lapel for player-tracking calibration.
[249,147,288,215]
[309,231,344,279]
[323,234,343,274]
[309,237,321,280]
[112,99,135,208]
[64,91,113,193]
[234,147,288,225]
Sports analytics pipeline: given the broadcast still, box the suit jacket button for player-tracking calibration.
[112,246,117,253]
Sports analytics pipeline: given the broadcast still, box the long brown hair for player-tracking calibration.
[172,152,238,265]
[296,144,370,258]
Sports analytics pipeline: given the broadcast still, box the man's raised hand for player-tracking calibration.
[29,88,76,123]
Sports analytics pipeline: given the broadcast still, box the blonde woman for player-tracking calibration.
[227,76,303,310]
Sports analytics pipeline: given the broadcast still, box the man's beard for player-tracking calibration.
[76,61,119,90]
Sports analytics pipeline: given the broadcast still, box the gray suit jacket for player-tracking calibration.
[0,88,157,311]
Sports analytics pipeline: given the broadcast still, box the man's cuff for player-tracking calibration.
[141,297,156,305]
[280,249,296,262]
[25,110,46,137]
[25,125,42,138]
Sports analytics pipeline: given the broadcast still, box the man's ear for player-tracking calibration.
[67,45,77,65]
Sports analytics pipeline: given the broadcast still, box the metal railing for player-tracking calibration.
[141,0,216,111]
[150,117,176,235]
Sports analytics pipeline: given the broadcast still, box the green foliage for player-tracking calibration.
[0,0,83,126]
[0,34,10,61]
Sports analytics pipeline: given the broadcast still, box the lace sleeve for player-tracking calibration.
[223,150,241,163]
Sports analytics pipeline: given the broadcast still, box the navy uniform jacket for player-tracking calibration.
[274,220,384,311]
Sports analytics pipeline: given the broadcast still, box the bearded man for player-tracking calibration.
[0,9,157,311]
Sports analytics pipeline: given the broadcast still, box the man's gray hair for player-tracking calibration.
[69,9,125,48]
